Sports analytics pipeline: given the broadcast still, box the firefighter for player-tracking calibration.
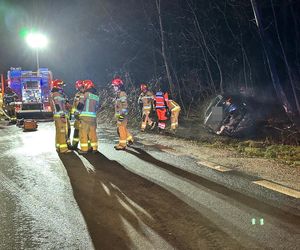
[65,98,72,145]
[50,79,70,153]
[0,87,3,110]
[3,86,18,119]
[166,98,181,133]
[0,87,4,118]
[138,83,156,132]
[70,80,85,149]
[154,89,169,133]
[75,80,99,154]
[111,77,133,150]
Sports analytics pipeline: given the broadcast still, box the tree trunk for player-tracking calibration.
[187,0,222,93]
[271,0,300,116]
[250,0,298,127]
[155,0,174,96]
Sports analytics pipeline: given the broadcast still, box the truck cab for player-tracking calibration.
[7,67,53,119]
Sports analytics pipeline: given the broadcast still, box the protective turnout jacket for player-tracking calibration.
[4,90,18,105]
[168,100,180,111]
[78,87,99,118]
[138,90,154,110]
[71,91,84,114]
[50,88,68,118]
[115,91,128,116]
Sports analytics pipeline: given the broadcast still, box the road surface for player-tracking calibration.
[0,122,299,249]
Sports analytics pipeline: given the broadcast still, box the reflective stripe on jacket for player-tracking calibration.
[155,91,168,109]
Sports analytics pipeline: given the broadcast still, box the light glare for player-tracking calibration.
[25,32,48,49]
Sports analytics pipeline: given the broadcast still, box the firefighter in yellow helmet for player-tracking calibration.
[111,77,133,150]
[166,98,181,133]
[138,83,156,132]
[75,80,99,154]
[70,80,85,149]
[50,79,70,153]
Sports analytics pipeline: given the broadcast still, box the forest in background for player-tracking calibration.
[0,0,299,120]
[88,0,299,120]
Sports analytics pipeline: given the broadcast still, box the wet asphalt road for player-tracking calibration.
[0,122,299,249]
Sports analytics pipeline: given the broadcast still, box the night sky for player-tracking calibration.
[0,0,299,103]
[0,0,133,95]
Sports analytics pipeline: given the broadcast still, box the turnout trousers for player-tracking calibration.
[141,108,153,131]
[72,119,80,148]
[79,117,98,152]
[170,107,181,130]
[117,118,133,147]
[54,117,69,153]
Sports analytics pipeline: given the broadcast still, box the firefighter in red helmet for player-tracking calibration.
[111,77,133,150]
[138,83,155,132]
[75,79,100,153]
[70,80,85,149]
[50,79,71,153]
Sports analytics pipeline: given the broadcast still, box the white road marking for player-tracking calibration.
[197,160,232,172]
[253,180,300,198]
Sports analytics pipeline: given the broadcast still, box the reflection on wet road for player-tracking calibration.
[0,123,93,249]
[0,122,299,249]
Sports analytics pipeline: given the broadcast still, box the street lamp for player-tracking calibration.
[25,32,48,74]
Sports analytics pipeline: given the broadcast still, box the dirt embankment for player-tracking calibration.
[98,115,300,191]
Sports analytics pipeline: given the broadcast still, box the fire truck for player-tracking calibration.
[6,67,53,119]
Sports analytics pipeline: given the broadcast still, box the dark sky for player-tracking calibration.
[0,0,133,95]
[0,0,299,101]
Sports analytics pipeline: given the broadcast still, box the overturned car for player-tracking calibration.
[203,94,284,138]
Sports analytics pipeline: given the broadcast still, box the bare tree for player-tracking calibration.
[271,0,300,116]
[155,0,174,96]
[251,0,297,126]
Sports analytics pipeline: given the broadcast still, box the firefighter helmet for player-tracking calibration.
[83,80,95,90]
[111,77,123,87]
[140,83,148,92]
[75,80,84,90]
[52,79,64,89]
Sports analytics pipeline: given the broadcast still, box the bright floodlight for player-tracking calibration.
[25,32,48,49]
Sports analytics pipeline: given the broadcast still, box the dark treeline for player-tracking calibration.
[0,0,299,118]
[83,0,300,118]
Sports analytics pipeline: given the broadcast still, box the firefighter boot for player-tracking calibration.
[170,128,176,135]
[150,121,156,130]
[77,149,88,154]
[114,144,126,150]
